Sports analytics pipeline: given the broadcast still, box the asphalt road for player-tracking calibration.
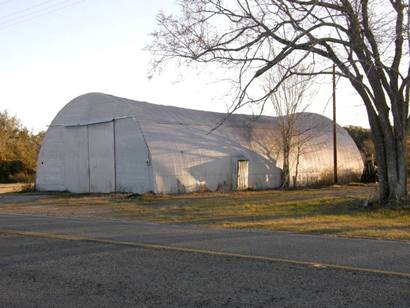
[1,214,410,307]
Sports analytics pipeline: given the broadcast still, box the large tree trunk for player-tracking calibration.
[390,129,407,202]
[370,115,408,206]
[349,76,408,207]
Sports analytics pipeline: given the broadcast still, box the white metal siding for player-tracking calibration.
[63,126,90,193]
[88,122,115,193]
[115,118,151,193]
[35,126,65,191]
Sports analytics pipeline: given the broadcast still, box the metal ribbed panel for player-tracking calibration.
[37,93,364,193]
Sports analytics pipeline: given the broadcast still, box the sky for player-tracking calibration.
[0,0,369,133]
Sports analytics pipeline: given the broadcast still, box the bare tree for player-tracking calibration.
[263,64,313,188]
[149,0,409,206]
[292,123,322,188]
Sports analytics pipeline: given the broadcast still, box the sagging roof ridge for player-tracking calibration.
[53,92,334,130]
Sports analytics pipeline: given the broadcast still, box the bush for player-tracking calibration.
[0,111,44,183]
[0,160,35,183]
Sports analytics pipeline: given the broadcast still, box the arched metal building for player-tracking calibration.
[36,93,363,193]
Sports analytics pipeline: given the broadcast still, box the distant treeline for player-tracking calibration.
[344,126,374,156]
[345,125,410,180]
[344,125,376,182]
[0,111,44,183]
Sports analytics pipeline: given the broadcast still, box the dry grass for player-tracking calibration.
[1,184,410,241]
[0,183,33,194]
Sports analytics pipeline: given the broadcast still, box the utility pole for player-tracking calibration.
[333,64,338,184]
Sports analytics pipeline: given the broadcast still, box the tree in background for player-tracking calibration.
[149,0,409,206]
[0,111,44,182]
[345,125,377,182]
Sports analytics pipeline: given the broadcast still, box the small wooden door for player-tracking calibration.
[237,160,249,190]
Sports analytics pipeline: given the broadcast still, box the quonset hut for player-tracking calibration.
[36,93,363,193]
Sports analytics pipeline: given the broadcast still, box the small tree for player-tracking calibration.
[264,64,313,188]
[292,124,321,188]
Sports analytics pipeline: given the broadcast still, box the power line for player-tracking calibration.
[0,0,57,21]
[0,0,85,30]
[0,0,13,6]
[0,0,81,26]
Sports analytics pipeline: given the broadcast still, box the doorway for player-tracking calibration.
[88,122,115,193]
[236,160,249,190]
